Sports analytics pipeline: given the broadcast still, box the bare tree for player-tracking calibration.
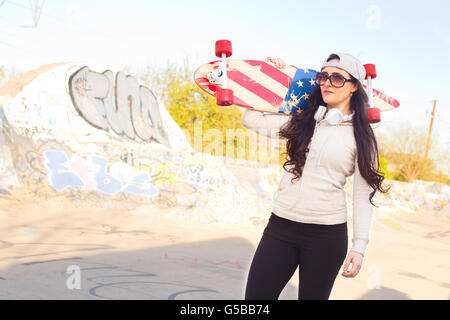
[29,0,45,28]
[377,122,443,182]
[0,66,23,88]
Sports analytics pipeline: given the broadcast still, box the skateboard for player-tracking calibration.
[194,40,400,123]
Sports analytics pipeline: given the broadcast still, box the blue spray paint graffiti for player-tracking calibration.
[43,150,159,197]
[44,150,84,190]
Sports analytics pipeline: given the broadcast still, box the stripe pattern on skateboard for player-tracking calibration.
[194,60,400,114]
[195,60,297,113]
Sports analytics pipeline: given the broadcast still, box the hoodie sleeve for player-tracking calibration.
[242,108,290,139]
[351,156,376,256]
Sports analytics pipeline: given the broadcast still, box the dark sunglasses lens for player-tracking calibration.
[330,73,345,87]
[315,73,327,85]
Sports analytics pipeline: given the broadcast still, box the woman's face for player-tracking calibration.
[319,58,357,107]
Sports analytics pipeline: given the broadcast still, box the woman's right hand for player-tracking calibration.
[265,57,286,69]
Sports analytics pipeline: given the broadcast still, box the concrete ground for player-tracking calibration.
[0,197,449,300]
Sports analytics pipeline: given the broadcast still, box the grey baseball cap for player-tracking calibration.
[321,53,366,84]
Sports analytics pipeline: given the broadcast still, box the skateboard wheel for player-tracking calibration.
[215,40,232,58]
[364,64,377,79]
[216,87,233,106]
[367,107,380,123]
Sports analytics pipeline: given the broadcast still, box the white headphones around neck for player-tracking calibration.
[314,105,354,125]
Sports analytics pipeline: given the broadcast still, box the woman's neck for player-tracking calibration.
[327,99,352,116]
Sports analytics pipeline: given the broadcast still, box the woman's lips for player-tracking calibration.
[323,90,334,95]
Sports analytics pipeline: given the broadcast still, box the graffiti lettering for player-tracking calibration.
[68,67,170,148]
[43,150,159,197]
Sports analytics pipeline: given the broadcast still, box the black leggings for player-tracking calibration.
[245,212,348,300]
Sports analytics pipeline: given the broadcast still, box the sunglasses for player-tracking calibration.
[315,72,355,88]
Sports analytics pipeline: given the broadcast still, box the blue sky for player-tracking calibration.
[1,0,449,165]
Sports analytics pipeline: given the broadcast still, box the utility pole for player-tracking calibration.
[424,100,437,159]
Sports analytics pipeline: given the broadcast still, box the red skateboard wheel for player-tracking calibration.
[215,40,232,58]
[368,107,381,123]
[364,64,377,79]
[216,87,233,106]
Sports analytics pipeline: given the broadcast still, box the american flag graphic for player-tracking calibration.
[279,68,318,114]
[195,60,301,114]
[194,60,399,114]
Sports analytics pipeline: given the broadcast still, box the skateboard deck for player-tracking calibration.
[194,59,400,114]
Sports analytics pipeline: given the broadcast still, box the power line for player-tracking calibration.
[5,0,28,9]
[5,0,117,42]
[0,39,51,60]
[6,0,65,24]
[0,0,118,62]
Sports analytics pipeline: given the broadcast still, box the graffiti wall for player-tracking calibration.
[0,63,448,229]
[2,63,192,151]
[0,63,279,226]
[68,66,169,146]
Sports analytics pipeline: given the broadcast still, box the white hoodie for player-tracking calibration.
[242,108,375,255]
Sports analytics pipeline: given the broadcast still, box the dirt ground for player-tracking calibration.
[0,196,449,300]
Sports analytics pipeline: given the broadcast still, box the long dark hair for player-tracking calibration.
[278,64,390,206]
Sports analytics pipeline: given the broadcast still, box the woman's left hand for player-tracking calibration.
[341,251,364,278]
[265,57,286,69]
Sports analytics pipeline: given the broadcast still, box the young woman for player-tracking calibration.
[242,53,389,300]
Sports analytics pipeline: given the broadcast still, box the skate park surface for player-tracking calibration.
[0,63,448,300]
[0,194,449,300]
